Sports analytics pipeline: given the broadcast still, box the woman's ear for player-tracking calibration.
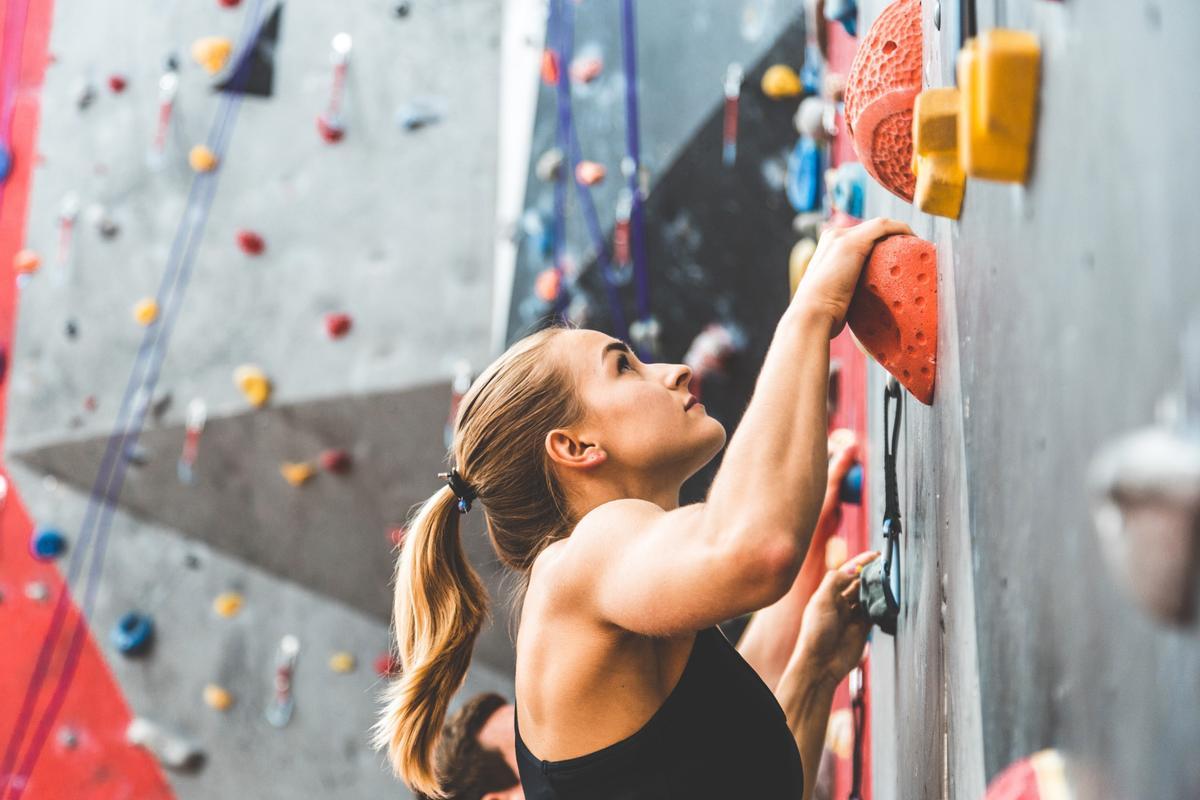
[545,430,606,472]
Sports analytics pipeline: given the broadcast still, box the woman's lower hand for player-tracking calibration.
[787,551,878,687]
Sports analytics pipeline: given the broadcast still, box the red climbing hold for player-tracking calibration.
[374,652,400,677]
[324,312,352,339]
[388,526,407,547]
[218,0,242,6]
[108,74,128,93]
[846,234,937,405]
[319,449,352,474]
[843,0,922,202]
[235,229,265,255]
[541,50,560,86]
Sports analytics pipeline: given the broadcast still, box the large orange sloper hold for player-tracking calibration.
[846,235,937,404]
[843,0,923,202]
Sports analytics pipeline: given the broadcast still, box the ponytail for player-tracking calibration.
[372,485,491,799]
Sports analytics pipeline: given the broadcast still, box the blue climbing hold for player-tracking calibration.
[31,528,68,560]
[800,43,824,95]
[840,463,864,505]
[831,162,867,219]
[0,145,12,183]
[825,0,858,37]
[786,137,824,213]
[112,612,155,656]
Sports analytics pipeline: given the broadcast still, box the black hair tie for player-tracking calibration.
[438,467,477,514]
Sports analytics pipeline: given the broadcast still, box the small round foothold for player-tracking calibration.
[534,268,562,303]
[213,591,244,618]
[235,229,266,256]
[108,74,128,93]
[324,312,352,339]
[203,684,234,711]
[280,461,316,486]
[191,36,234,75]
[25,581,50,602]
[574,161,606,186]
[394,1,412,18]
[0,145,13,182]
[374,652,400,677]
[133,298,159,326]
[111,611,155,656]
[329,651,356,673]
[761,64,803,99]
[535,148,565,182]
[57,727,79,750]
[31,528,68,561]
[188,145,218,173]
[218,0,242,7]
[13,249,41,275]
[319,449,352,474]
[840,463,864,505]
[233,364,271,407]
[65,320,79,339]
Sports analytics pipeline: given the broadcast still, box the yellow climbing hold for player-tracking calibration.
[329,651,356,673]
[203,683,234,711]
[761,64,803,99]
[912,87,965,219]
[957,29,1041,183]
[133,298,159,326]
[189,145,218,173]
[788,238,817,298]
[233,364,271,407]
[13,249,41,275]
[191,36,233,75]
[281,461,315,487]
[213,591,244,618]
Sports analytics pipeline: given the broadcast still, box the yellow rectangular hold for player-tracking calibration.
[957,29,1041,183]
[914,153,965,219]
[914,87,959,157]
[912,87,965,219]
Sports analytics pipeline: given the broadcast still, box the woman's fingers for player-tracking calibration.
[839,550,880,576]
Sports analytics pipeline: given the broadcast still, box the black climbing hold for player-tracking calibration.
[394,1,412,18]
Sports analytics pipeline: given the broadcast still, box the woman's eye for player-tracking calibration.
[618,355,633,373]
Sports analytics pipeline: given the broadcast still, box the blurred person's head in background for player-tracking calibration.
[416,692,521,800]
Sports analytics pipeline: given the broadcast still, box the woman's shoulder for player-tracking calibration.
[529,500,643,604]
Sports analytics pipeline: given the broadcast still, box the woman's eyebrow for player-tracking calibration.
[600,341,632,366]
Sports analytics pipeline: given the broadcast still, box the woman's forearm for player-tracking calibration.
[775,656,838,800]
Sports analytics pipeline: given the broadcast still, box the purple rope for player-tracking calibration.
[0,3,266,793]
[620,0,651,328]
[549,0,631,341]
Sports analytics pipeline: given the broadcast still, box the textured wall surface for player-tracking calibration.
[863,1,1200,798]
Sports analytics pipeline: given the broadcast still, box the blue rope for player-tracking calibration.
[0,3,267,793]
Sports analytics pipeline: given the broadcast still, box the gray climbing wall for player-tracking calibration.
[861,1,1200,798]
[6,0,503,796]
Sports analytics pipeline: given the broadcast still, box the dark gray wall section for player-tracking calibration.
[865,1,1200,798]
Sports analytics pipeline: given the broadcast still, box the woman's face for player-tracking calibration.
[559,329,727,487]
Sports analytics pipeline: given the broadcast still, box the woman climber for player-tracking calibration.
[373,216,914,799]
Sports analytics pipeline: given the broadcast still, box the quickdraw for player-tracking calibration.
[859,377,903,635]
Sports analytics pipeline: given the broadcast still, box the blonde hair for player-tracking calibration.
[372,321,588,797]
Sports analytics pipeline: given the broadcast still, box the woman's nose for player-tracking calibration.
[669,363,692,389]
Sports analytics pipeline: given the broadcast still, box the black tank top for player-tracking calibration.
[514,625,804,799]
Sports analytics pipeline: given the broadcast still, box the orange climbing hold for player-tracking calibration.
[846,235,937,405]
[575,161,606,186]
[843,0,922,202]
